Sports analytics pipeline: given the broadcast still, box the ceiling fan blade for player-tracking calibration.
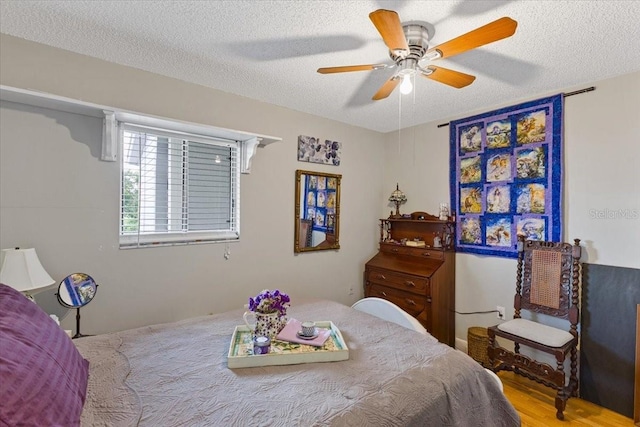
[369,9,409,54]
[317,64,387,74]
[422,66,476,88]
[372,76,400,100]
[426,17,517,59]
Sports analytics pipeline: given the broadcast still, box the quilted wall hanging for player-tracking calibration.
[449,94,563,258]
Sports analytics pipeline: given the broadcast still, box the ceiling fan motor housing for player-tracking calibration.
[390,24,430,63]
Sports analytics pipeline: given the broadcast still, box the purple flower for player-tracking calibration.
[247,289,291,316]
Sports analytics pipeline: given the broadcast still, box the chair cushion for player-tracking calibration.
[0,283,89,426]
[497,318,574,347]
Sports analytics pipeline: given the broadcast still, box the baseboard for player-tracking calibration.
[456,338,468,354]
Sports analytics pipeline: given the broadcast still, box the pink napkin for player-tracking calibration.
[276,318,331,347]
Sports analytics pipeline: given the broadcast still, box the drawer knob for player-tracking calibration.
[405,298,417,306]
[427,296,432,303]
[377,274,386,280]
[422,252,430,257]
[404,281,415,287]
[380,291,388,297]
[392,248,399,253]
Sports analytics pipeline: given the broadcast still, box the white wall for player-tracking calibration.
[0,35,385,334]
[383,70,640,343]
[1,33,638,345]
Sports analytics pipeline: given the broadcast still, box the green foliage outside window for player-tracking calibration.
[122,170,139,233]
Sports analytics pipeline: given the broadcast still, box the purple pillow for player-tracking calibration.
[0,283,89,426]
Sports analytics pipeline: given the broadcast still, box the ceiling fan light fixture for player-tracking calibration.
[398,58,416,95]
[400,73,413,95]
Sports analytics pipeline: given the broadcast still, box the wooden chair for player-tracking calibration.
[298,219,312,248]
[488,235,582,420]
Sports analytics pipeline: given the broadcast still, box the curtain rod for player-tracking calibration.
[436,86,595,128]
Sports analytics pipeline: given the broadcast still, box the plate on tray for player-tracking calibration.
[296,330,319,340]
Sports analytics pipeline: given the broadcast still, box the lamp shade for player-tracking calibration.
[0,248,55,293]
[388,184,407,203]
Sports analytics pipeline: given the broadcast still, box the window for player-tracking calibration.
[120,123,239,248]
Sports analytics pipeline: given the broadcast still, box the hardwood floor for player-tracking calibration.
[499,371,634,426]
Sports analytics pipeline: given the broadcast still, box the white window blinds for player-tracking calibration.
[120,123,240,248]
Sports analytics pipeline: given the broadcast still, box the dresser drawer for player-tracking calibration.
[367,284,428,317]
[380,244,444,260]
[366,268,429,295]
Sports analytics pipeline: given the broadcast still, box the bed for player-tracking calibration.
[0,285,520,426]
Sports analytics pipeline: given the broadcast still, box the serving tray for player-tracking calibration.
[227,320,349,368]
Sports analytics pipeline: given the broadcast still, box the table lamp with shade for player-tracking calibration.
[388,184,407,218]
[0,247,55,301]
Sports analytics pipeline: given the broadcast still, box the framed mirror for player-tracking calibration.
[294,169,341,253]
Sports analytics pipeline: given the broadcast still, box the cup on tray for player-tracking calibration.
[300,321,316,337]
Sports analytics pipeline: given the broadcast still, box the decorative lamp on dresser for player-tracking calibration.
[364,211,455,346]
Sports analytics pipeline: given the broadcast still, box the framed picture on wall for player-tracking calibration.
[297,135,341,166]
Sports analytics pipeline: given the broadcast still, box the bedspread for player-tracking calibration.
[76,299,520,426]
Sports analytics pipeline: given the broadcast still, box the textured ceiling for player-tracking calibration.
[1,0,639,133]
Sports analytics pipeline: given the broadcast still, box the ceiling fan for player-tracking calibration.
[317,9,518,100]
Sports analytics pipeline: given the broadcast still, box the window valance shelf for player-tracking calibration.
[0,85,281,174]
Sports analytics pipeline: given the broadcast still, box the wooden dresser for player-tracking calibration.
[364,212,455,346]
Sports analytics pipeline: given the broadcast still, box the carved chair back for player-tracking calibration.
[514,235,582,335]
